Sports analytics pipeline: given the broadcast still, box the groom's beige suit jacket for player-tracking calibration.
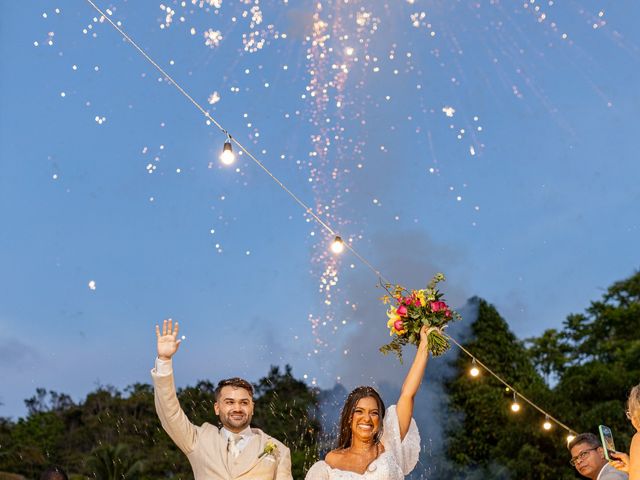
[152,365,292,480]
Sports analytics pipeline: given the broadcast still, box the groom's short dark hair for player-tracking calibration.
[215,377,254,400]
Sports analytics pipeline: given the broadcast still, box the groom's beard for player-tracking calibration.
[220,409,252,431]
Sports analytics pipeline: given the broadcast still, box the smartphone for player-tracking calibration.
[599,425,616,461]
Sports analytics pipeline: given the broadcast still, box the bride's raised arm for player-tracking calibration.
[395,325,429,440]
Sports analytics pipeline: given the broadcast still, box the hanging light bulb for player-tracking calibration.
[331,236,345,254]
[469,358,480,377]
[220,136,235,165]
[543,416,552,431]
[567,434,576,444]
[510,393,521,413]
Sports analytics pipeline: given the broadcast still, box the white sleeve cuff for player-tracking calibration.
[154,357,173,376]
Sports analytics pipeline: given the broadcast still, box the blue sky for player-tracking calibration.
[1,0,639,420]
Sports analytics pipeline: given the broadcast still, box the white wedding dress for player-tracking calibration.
[305,405,421,480]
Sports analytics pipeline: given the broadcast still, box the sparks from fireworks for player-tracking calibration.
[37,0,639,381]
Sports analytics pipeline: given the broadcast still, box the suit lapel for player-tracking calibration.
[230,430,264,477]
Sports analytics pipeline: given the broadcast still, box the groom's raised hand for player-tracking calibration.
[156,318,182,360]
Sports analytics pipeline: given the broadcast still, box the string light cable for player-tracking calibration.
[448,336,576,436]
[83,0,574,439]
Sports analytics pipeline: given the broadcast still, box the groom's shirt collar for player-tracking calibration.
[221,425,253,441]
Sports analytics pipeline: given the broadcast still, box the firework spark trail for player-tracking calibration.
[522,0,622,108]
[491,1,614,132]
[423,22,486,162]
[303,1,392,358]
[305,2,349,354]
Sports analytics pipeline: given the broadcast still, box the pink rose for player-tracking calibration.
[414,297,422,306]
[445,309,451,317]
[397,305,408,316]
[393,319,404,331]
[431,301,448,312]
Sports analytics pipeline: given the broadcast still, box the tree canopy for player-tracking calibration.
[440,271,640,479]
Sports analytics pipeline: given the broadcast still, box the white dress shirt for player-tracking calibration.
[221,426,254,454]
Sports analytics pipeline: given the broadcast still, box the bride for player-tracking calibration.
[305,325,430,479]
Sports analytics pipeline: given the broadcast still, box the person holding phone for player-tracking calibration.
[568,433,628,479]
[609,385,640,479]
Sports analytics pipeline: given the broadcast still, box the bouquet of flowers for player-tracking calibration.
[380,273,460,361]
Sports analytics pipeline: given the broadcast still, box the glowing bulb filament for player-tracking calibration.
[220,140,235,165]
[510,393,520,412]
[331,236,345,254]
[469,359,480,377]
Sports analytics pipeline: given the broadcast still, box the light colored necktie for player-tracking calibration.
[227,433,243,459]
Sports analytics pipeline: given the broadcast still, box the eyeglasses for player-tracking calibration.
[570,447,598,467]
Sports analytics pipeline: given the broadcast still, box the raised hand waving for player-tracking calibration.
[156,318,182,360]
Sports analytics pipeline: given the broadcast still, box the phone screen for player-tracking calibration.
[599,425,616,461]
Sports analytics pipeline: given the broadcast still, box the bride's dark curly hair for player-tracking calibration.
[336,386,386,449]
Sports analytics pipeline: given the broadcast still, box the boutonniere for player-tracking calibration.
[258,441,278,459]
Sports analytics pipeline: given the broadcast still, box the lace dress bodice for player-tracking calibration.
[305,405,421,480]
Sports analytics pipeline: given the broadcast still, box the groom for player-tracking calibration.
[151,319,292,480]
